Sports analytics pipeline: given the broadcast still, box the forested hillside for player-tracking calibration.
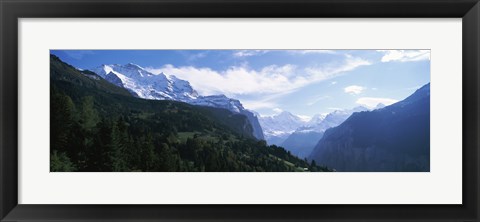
[50,55,328,172]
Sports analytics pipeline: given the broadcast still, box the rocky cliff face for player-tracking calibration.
[190,95,264,140]
[240,110,265,141]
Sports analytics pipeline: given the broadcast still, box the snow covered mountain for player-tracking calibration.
[92,64,199,101]
[258,106,369,148]
[90,63,264,140]
[375,103,386,109]
[307,106,369,133]
[307,114,327,126]
[279,106,369,158]
[258,111,309,145]
[259,111,307,134]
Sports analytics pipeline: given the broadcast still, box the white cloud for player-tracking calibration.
[147,64,298,96]
[234,50,336,57]
[240,90,295,111]
[304,56,371,82]
[146,55,372,113]
[272,108,283,113]
[297,115,312,122]
[240,99,278,110]
[328,107,344,111]
[377,50,430,62]
[146,55,371,98]
[356,97,398,108]
[344,85,365,95]
[306,95,331,106]
[188,52,207,61]
[233,50,269,57]
[234,50,337,58]
[331,81,337,85]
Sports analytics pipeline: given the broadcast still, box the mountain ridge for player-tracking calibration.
[309,83,430,172]
[89,62,265,140]
[258,111,308,145]
[50,54,325,172]
[278,106,368,158]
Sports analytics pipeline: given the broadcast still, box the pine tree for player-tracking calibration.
[80,96,100,131]
[51,92,76,153]
[51,150,76,172]
[140,133,157,171]
[110,119,128,171]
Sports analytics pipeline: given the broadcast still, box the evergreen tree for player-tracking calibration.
[51,92,76,153]
[140,134,157,171]
[110,119,128,171]
[51,151,76,172]
[80,96,99,131]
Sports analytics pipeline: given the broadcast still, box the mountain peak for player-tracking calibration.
[393,83,430,107]
[417,82,430,93]
[125,63,143,69]
[352,106,369,112]
[307,113,326,125]
[275,111,306,123]
[309,82,430,172]
[277,111,294,117]
[208,94,229,99]
[375,103,386,109]
[90,63,198,101]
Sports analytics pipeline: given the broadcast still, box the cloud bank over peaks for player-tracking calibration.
[145,55,372,99]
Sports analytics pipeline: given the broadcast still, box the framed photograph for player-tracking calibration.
[1,0,479,221]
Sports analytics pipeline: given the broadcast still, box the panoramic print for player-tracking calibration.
[50,50,430,172]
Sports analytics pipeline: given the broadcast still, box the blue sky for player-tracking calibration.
[51,49,430,118]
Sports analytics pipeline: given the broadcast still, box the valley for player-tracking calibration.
[50,49,431,172]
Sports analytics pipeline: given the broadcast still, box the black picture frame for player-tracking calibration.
[1,0,479,221]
